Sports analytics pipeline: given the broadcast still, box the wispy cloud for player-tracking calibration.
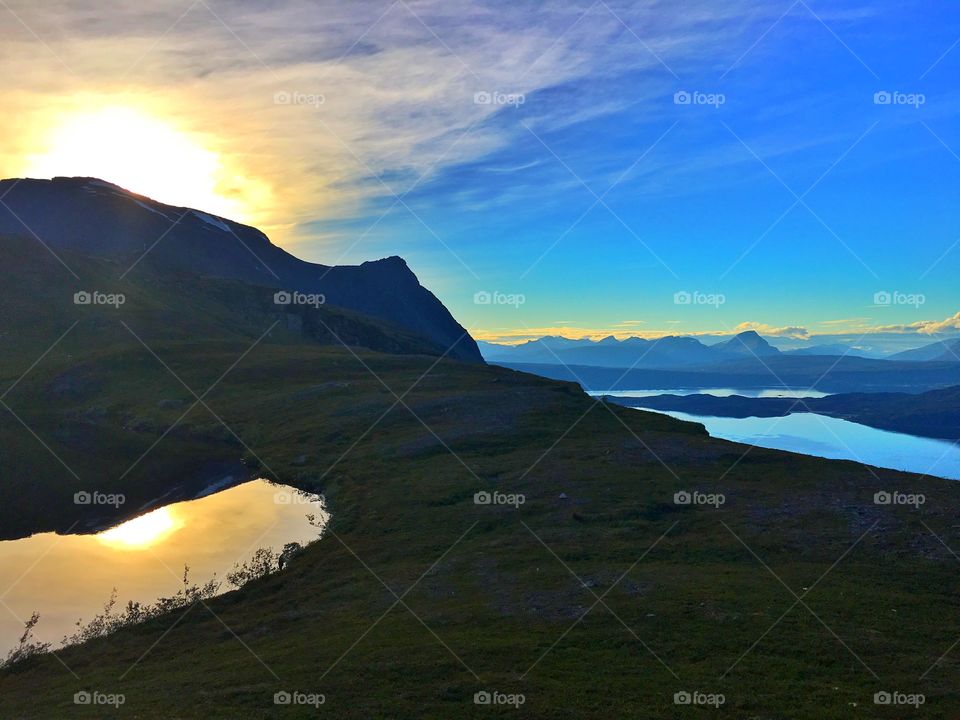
[0,0,812,247]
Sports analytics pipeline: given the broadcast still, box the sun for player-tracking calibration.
[23,106,246,221]
[97,507,183,550]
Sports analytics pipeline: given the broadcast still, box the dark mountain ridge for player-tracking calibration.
[0,231,465,538]
[0,177,481,362]
[890,337,960,363]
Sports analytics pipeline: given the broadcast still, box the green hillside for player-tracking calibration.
[1,236,959,718]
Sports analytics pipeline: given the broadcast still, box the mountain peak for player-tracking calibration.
[361,255,410,272]
[0,176,482,362]
[714,330,780,357]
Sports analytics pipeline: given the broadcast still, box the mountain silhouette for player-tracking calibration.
[0,177,481,362]
[890,337,960,363]
[480,330,781,368]
[710,330,780,357]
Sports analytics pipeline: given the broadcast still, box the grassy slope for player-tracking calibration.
[2,239,960,717]
[0,234,443,537]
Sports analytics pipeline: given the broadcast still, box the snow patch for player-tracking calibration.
[133,199,175,221]
[192,210,232,233]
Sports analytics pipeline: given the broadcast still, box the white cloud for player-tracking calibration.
[731,322,810,338]
[874,311,960,336]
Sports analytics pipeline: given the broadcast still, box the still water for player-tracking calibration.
[652,410,960,480]
[590,387,831,399]
[0,479,326,655]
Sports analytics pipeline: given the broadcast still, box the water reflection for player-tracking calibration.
[590,387,830,399]
[0,479,326,654]
[653,410,960,480]
[97,507,184,549]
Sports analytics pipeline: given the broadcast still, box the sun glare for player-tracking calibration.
[24,107,246,221]
[97,507,182,550]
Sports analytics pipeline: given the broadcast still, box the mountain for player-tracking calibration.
[7,264,960,717]
[0,177,481,362]
[607,385,960,440]
[889,338,960,363]
[504,335,717,367]
[489,331,960,392]
[0,231,465,537]
[709,329,780,357]
[7,193,960,719]
[478,336,593,361]
[481,331,780,368]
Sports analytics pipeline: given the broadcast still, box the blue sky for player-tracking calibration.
[337,1,960,346]
[1,0,958,348]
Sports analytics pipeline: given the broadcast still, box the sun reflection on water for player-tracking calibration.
[0,479,327,653]
[96,507,183,550]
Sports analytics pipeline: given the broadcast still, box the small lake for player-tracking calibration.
[648,410,960,480]
[590,387,831,399]
[0,479,327,655]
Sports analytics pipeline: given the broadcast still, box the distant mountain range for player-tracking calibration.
[0,177,481,362]
[480,330,780,368]
[890,338,960,362]
[483,331,960,376]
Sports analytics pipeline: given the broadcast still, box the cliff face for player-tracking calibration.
[0,177,482,362]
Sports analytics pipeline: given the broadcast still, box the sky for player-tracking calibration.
[0,0,958,350]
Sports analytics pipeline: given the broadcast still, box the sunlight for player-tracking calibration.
[96,507,183,550]
[23,106,246,221]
